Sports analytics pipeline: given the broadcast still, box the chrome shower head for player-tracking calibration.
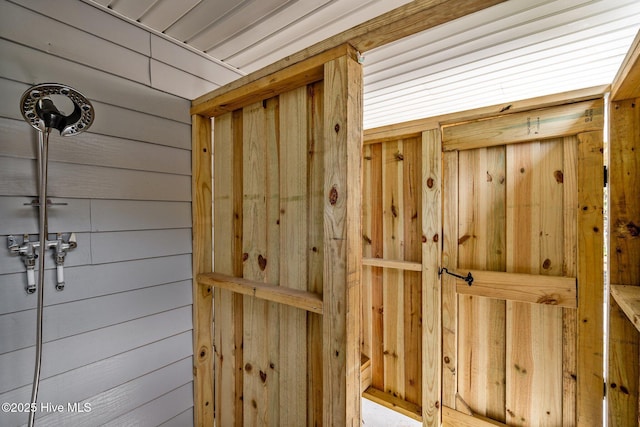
[20,83,94,136]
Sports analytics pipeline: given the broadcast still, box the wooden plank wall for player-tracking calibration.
[608,95,640,427]
[361,135,424,419]
[206,48,362,426]
[608,30,640,426]
[363,95,605,427]
[0,2,196,425]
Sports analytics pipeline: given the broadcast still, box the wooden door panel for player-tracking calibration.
[447,136,579,426]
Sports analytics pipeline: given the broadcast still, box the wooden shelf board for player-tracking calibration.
[611,285,640,332]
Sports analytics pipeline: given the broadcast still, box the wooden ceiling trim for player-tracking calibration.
[191,0,506,108]
[190,44,352,117]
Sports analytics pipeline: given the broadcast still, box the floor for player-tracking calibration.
[361,397,422,427]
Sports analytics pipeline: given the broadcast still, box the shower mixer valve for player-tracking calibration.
[7,232,77,293]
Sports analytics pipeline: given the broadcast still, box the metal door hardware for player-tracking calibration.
[438,267,474,286]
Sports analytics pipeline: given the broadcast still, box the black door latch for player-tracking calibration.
[438,268,474,286]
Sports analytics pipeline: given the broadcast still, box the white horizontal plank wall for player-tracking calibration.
[0,1,209,426]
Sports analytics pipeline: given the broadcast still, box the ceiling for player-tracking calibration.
[85,0,640,129]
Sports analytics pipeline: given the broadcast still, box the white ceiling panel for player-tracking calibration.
[139,0,201,32]
[188,0,294,51]
[85,0,640,129]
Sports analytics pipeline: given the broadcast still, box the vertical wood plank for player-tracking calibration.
[576,131,604,426]
[403,137,422,407]
[192,113,214,427]
[232,109,245,426]
[608,99,639,427]
[562,135,578,427]
[279,87,308,426]
[322,51,362,427]
[506,141,563,426]
[213,112,243,427]
[457,146,506,422]
[242,100,274,426]
[382,139,405,399]
[422,129,442,426]
[442,150,458,408]
[370,143,385,391]
[362,143,373,363]
[264,97,281,426]
[307,80,325,427]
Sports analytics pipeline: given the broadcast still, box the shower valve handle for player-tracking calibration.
[7,235,39,293]
[49,233,77,291]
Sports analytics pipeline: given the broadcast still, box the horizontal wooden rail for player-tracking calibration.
[442,99,604,151]
[362,257,422,271]
[197,272,323,314]
[442,406,507,427]
[455,270,576,308]
[610,285,640,332]
[362,387,422,422]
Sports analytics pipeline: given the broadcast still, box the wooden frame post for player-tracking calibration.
[322,49,363,427]
[192,113,214,426]
[576,131,604,426]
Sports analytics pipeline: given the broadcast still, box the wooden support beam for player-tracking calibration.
[198,272,323,315]
[191,114,214,427]
[442,100,604,151]
[362,257,422,271]
[611,29,640,101]
[322,49,362,427]
[454,271,577,308]
[576,131,604,426]
[191,0,505,111]
[191,45,351,117]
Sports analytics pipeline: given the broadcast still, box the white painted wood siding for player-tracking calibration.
[0,1,197,426]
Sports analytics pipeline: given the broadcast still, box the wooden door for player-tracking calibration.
[440,100,605,426]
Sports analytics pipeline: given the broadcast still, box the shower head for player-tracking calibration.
[20,83,94,136]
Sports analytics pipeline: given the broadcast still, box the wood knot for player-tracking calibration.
[259,370,267,383]
[242,252,249,261]
[245,363,252,372]
[422,235,427,243]
[363,234,372,244]
[258,254,267,271]
[394,152,404,161]
[542,259,552,270]
[444,356,450,364]
[334,123,340,133]
[329,186,338,205]
[427,177,434,188]
[433,234,439,243]
[486,172,493,182]
[391,204,398,218]
[537,295,559,305]
[554,170,564,183]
